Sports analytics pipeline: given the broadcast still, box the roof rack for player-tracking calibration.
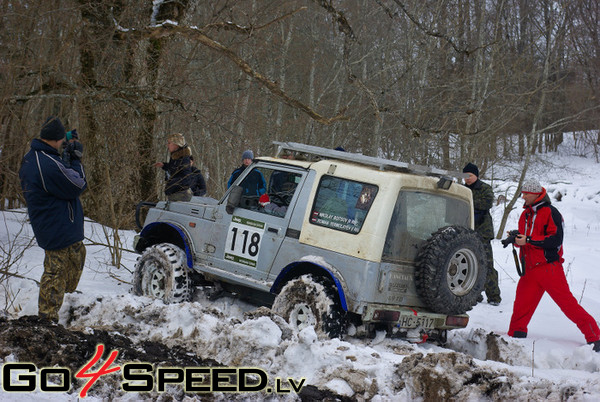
[273,141,467,180]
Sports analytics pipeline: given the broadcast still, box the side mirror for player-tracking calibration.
[226,185,243,214]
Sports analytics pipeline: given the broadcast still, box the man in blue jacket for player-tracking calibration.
[19,116,87,323]
[227,149,266,197]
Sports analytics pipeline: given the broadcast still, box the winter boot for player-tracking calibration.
[512,331,527,338]
[590,340,600,352]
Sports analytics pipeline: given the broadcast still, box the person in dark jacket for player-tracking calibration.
[508,178,600,352]
[154,133,193,201]
[189,155,207,197]
[463,163,501,305]
[227,149,266,196]
[19,116,87,323]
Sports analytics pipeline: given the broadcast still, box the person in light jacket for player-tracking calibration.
[154,133,193,201]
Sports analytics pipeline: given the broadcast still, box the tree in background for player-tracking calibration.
[1,0,599,232]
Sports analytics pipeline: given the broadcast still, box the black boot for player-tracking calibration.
[512,331,527,338]
[590,340,600,352]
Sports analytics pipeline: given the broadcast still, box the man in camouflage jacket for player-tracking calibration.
[463,163,501,305]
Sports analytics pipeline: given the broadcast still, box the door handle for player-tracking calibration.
[268,227,279,234]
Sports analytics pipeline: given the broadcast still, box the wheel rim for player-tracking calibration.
[446,248,478,296]
[146,262,167,299]
[289,302,317,331]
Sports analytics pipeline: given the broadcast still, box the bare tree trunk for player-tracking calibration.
[304,44,318,144]
[497,5,562,238]
[275,23,294,137]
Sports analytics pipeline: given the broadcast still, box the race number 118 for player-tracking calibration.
[224,217,265,267]
[230,227,260,257]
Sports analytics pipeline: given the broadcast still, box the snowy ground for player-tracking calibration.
[1,134,600,400]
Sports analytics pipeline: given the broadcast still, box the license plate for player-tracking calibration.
[397,315,435,329]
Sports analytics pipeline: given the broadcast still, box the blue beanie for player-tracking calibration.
[40,116,66,141]
[242,150,254,160]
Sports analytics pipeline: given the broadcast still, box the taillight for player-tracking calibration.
[373,310,400,321]
[446,315,469,327]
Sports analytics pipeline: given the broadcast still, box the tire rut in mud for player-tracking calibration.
[0,315,349,401]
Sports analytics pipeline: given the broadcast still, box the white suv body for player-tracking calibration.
[133,142,486,343]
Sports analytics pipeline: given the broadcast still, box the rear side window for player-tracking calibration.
[310,175,378,234]
[383,191,470,262]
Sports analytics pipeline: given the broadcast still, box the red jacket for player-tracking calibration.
[517,190,564,269]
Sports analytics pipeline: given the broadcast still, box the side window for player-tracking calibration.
[382,191,471,262]
[238,166,302,217]
[310,175,378,234]
[238,167,267,198]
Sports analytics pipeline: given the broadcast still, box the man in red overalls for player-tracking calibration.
[508,178,600,352]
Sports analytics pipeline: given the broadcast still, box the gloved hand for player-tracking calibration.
[65,141,83,160]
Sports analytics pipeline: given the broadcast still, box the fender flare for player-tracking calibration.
[270,261,348,311]
[138,222,194,269]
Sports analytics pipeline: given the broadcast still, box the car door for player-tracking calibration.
[210,163,308,283]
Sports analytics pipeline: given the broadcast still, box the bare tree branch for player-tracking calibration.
[311,0,356,41]
[310,0,382,129]
[391,0,491,56]
[7,88,184,111]
[204,7,307,34]
[129,23,349,125]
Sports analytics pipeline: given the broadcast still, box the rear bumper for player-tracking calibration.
[363,304,469,330]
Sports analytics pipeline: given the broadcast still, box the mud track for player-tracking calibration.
[0,316,349,401]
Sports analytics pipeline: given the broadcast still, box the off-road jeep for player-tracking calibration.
[133,142,487,343]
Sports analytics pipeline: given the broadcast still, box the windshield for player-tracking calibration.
[383,190,470,262]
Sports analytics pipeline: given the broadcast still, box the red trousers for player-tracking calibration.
[508,261,600,343]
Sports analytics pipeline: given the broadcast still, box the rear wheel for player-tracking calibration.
[415,225,486,314]
[272,274,346,339]
[133,243,191,303]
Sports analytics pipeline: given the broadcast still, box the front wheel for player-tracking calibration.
[133,243,191,303]
[272,274,346,339]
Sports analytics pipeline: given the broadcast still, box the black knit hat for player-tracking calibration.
[462,162,479,177]
[40,116,66,141]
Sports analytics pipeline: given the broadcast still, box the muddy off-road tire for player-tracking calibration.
[415,225,487,315]
[272,274,346,339]
[133,243,191,303]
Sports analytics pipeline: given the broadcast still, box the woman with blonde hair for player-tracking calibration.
[154,133,193,201]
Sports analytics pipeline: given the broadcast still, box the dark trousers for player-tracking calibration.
[482,241,501,302]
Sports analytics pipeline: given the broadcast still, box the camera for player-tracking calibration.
[501,230,520,248]
[66,129,78,141]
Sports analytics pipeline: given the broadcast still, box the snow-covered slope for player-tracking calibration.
[2,134,599,400]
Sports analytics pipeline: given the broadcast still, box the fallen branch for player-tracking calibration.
[0,269,40,284]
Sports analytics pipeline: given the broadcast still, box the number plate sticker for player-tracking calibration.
[224,216,265,268]
[397,314,435,329]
